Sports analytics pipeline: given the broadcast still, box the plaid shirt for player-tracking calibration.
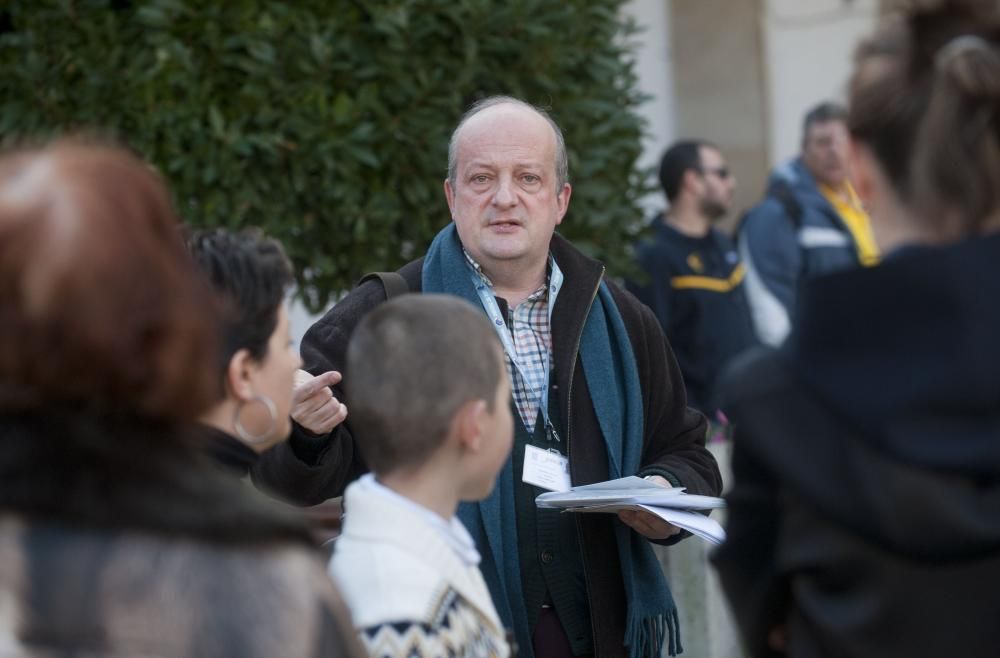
[465,251,553,431]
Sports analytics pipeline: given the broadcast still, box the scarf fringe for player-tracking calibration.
[625,608,682,657]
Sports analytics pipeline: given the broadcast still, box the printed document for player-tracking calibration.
[535,476,726,544]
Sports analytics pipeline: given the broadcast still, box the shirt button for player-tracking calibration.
[540,550,554,565]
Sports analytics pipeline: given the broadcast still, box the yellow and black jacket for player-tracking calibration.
[627,218,758,414]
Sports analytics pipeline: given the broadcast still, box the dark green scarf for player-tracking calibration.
[423,224,680,657]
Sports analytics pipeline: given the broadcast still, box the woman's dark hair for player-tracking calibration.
[848,0,1000,239]
[187,228,293,387]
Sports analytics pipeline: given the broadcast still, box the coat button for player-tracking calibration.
[541,550,554,564]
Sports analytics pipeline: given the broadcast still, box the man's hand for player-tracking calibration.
[291,370,348,436]
[616,475,681,540]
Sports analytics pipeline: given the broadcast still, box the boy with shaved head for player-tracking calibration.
[330,294,512,658]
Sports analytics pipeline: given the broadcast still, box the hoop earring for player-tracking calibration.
[233,394,278,445]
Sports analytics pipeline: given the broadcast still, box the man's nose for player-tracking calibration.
[492,176,517,207]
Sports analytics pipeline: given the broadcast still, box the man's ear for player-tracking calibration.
[454,398,488,453]
[681,168,702,198]
[554,182,572,225]
[224,348,256,402]
[444,178,457,220]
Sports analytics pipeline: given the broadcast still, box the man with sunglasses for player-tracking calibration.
[738,101,879,347]
[627,140,757,417]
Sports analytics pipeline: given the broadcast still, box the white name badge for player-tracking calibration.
[522,444,571,492]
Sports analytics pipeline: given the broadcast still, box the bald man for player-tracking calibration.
[254,96,721,658]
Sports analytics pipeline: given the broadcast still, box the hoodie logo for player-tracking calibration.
[686,252,705,273]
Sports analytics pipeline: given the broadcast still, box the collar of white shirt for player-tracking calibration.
[358,473,481,566]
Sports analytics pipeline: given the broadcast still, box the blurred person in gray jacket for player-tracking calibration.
[0,140,364,658]
[738,102,879,346]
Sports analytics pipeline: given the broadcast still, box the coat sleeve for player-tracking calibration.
[250,282,386,505]
[739,199,801,347]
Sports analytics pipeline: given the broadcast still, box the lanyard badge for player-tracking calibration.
[470,257,564,441]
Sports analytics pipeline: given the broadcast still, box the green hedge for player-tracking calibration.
[0,1,652,312]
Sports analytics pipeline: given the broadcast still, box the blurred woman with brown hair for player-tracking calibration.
[714,1,1000,656]
[0,140,363,657]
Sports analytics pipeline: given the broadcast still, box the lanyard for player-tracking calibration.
[470,257,564,441]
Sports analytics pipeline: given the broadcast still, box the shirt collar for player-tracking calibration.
[818,181,865,212]
[462,248,553,302]
[360,473,481,566]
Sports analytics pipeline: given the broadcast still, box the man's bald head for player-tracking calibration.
[447,96,568,192]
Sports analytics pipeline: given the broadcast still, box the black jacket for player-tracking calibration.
[713,232,1000,658]
[627,218,758,413]
[253,232,722,657]
[200,423,259,479]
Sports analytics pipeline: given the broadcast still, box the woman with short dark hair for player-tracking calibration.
[187,227,302,477]
[0,140,363,657]
[714,1,1000,656]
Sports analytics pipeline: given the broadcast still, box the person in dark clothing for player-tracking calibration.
[189,228,349,545]
[188,227,308,479]
[0,141,364,658]
[254,96,722,658]
[713,2,1000,656]
[627,140,757,415]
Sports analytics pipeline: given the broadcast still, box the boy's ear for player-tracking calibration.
[455,399,489,453]
[225,348,256,402]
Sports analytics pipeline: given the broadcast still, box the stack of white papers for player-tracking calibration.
[535,476,726,545]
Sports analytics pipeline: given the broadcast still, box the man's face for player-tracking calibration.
[696,145,736,221]
[802,120,850,188]
[444,104,571,273]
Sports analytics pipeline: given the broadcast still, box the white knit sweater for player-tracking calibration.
[330,477,511,658]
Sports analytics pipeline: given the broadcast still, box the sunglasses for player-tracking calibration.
[700,166,731,180]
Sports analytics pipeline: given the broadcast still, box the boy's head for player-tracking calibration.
[345,294,512,499]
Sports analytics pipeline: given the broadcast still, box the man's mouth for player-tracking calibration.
[488,219,522,232]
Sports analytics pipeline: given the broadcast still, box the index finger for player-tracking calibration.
[295,369,342,397]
